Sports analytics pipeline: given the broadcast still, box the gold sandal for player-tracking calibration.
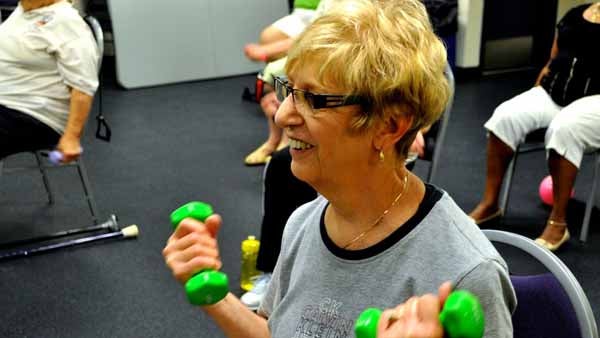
[472,209,504,225]
[534,220,570,252]
[244,143,274,166]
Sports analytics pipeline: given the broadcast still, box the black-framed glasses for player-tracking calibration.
[274,76,366,111]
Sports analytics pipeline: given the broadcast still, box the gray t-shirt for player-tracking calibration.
[259,185,516,338]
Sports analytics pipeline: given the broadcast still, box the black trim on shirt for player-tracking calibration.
[320,184,443,260]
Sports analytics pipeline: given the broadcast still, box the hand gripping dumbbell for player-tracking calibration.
[355,290,485,338]
[170,201,229,305]
[48,148,84,165]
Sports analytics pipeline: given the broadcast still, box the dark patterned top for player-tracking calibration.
[541,4,600,106]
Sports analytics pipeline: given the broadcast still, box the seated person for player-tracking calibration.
[244,0,339,165]
[245,58,290,165]
[244,0,320,63]
[469,3,600,252]
[0,0,99,162]
[163,1,516,337]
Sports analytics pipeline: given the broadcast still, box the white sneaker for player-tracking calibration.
[240,273,272,311]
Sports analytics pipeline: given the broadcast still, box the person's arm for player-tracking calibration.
[163,216,271,338]
[535,35,559,86]
[56,88,93,163]
[203,294,271,338]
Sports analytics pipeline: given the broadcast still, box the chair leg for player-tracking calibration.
[75,158,99,224]
[0,159,4,177]
[499,152,518,215]
[34,151,54,204]
[580,153,600,243]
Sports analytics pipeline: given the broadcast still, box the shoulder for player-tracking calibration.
[42,3,89,38]
[279,195,325,253]
[420,190,507,271]
[283,195,325,237]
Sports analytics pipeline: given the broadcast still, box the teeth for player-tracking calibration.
[290,138,314,150]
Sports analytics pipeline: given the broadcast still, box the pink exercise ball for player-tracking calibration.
[539,175,574,206]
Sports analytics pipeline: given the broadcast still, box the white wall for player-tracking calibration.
[107,0,288,89]
[456,0,484,68]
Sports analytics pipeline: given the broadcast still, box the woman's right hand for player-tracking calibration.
[162,214,223,285]
[377,282,452,338]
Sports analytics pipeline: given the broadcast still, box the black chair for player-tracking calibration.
[483,229,598,338]
[0,0,16,23]
[0,15,105,224]
[499,128,600,242]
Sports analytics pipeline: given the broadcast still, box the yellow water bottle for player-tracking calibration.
[240,235,261,291]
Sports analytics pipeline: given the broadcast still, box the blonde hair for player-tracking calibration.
[286,0,450,158]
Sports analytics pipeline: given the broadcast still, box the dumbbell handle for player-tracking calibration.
[170,201,229,305]
[355,290,485,338]
[48,147,84,165]
[49,150,63,165]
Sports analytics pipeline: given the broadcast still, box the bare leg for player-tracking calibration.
[538,150,578,243]
[245,39,294,62]
[259,26,289,44]
[469,133,515,222]
[245,92,282,165]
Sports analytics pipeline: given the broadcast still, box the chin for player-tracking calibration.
[290,161,314,186]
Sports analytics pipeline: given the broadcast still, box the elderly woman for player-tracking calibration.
[0,0,99,162]
[469,3,600,251]
[163,0,515,337]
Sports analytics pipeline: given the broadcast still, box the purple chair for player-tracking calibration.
[483,230,597,338]
[511,274,582,338]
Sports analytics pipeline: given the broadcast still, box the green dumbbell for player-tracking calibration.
[355,290,485,338]
[170,201,229,305]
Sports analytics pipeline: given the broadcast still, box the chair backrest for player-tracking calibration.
[424,63,455,183]
[511,274,582,338]
[483,229,598,338]
[83,15,104,73]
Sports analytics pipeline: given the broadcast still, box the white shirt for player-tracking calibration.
[0,1,99,133]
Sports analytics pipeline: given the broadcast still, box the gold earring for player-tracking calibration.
[379,150,385,162]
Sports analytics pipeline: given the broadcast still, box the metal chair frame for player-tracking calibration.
[483,229,598,338]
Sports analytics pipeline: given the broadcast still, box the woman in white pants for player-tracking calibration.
[469,3,600,251]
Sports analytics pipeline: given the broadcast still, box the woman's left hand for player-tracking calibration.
[56,135,83,163]
[377,282,452,338]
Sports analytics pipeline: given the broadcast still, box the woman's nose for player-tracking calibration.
[274,95,301,129]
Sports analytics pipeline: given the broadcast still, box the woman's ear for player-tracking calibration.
[373,115,413,150]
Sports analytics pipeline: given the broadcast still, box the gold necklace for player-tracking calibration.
[342,173,409,249]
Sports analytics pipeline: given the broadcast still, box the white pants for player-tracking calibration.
[484,86,600,168]
[272,8,316,38]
